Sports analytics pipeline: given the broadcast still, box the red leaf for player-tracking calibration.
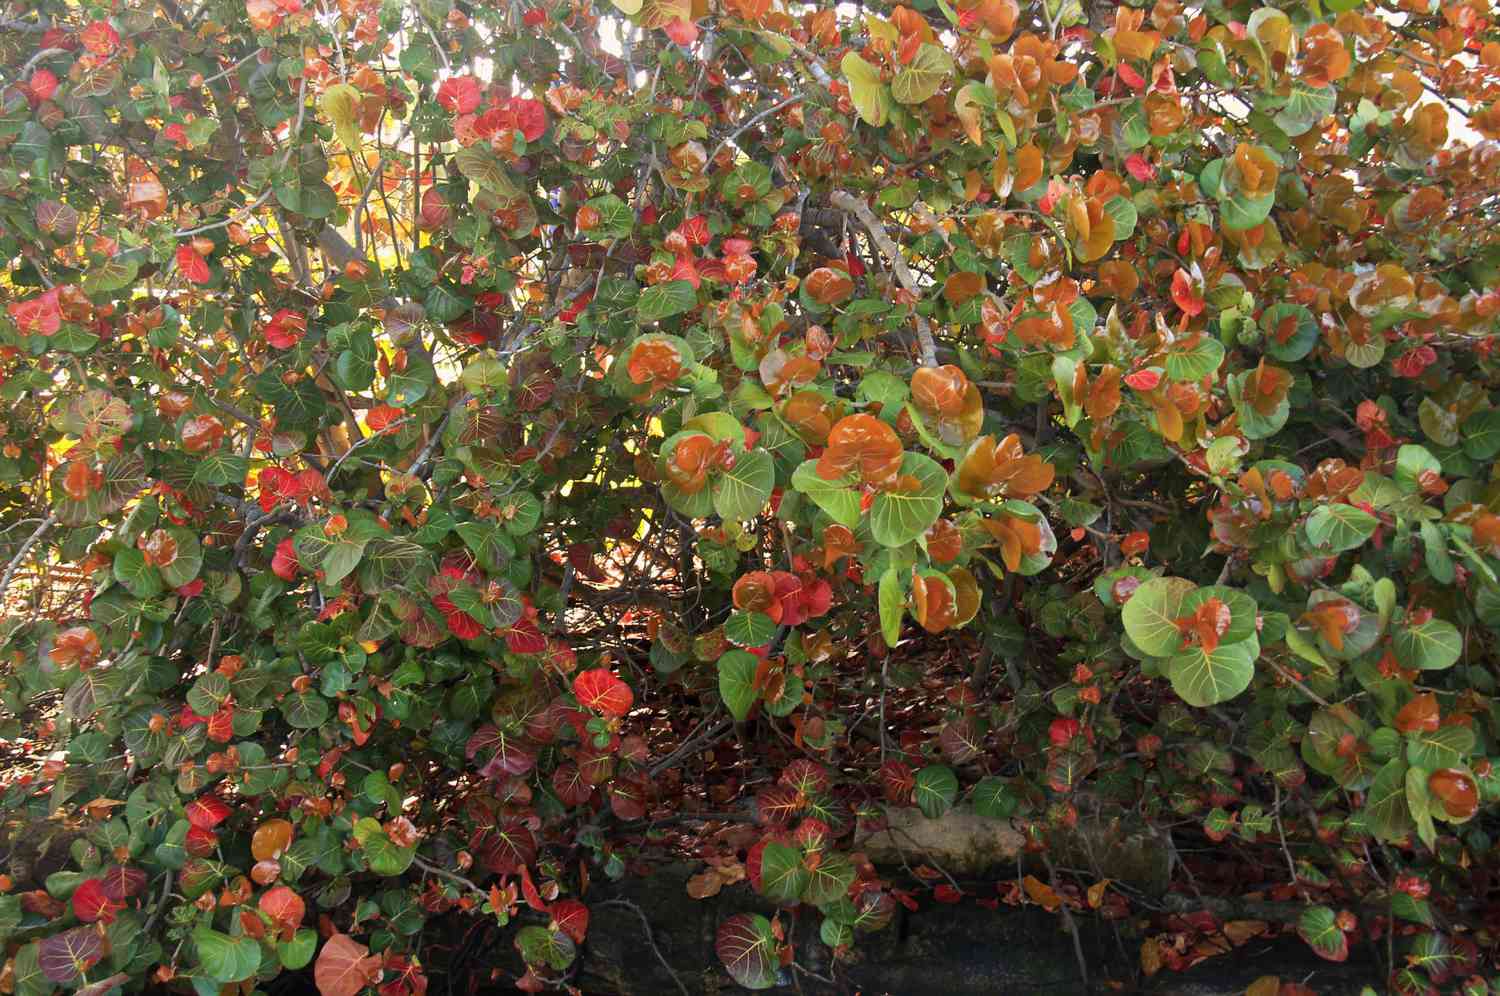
[71,879,122,924]
[8,287,62,336]
[1123,368,1162,391]
[265,309,307,349]
[519,864,548,913]
[506,619,547,654]
[1171,268,1205,317]
[28,69,58,101]
[80,20,120,55]
[365,404,404,434]
[444,609,483,640]
[185,825,218,857]
[436,75,482,114]
[272,538,299,581]
[663,18,699,45]
[98,865,147,901]
[176,244,210,284]
[1124,153,1156,182]
[259,885,306,937]
[572,669,633,717]
[185,795,231,830]
[551,900,589,944]
[510,98,547,142]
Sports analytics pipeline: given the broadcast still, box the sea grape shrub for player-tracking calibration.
[0,0,1498,992]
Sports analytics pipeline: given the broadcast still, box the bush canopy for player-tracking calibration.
[2,0,1500,991]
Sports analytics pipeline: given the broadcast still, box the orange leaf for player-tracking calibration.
[1021,875,1061,911]
[1085,364,1122,422]
[1394,693,1440,733]
[817,414,903,488]
[314,933,383,996]
[1175,597,1231,653]
[251,820,294,862]
[804,267,854,306]
[1429,768,1479,820]
[942,271,985,306]
[955,434,1055,501]
[1300,599,1359,651]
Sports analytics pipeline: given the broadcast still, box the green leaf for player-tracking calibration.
[1167,638,1258,707]
[759,842,809,904]
[1120,577,1197,656]
[870,452,946,547]
[191,451,248,488]
[790,461,860,528]
[1305,504,1379,553]
[460,354,508,394]
[282,692,329,729]
[82,255,140,296]
[1406,724,1474,770]
[841,52,889,127]
[1103,196,1137,241]
[453,145,521,197]
[891,44,954,105]
[1273,83,1336,136]
[584,193,633,240]
[1260,303,1318,362]
[802,851,855,907]
[1420,520,1455,585]
[1461,408,1500,460]
[913,765,957,819]
[1164,335,1225,381]
[1181,585,1259,646]
[712,448,774,521]
[352,817,415,875]
[1296,906,1349,962]
[276,929,318,971]
[718,650,760,722]
[501,493,542,536]
[725,610,776,648]
[515,926,576,971]
[156,526,203,589]
[971,776,1016,820]
[636,280,698,323]
[1219,189,1275,231]
[193,927,262,983]
[1364,757,1414,842]
[113,549,163,599]
[1392,618,1462,670]
[878,567,904,647]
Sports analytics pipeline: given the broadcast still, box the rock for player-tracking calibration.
[1049,818,1173,898]
[854,805,1025,875]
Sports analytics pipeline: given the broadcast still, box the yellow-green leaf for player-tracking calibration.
[841,52,889,127]
[891,44,954,106]
[320,83,363,157]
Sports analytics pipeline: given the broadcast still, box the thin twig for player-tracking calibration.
[829,190,937,366]
[1267,658,1332,708]
[412,855,488,898]
[142,871,176,936]
[1273,781,1307,901]
[1042,852,1089,988]
[0,513,57,606]
[709,92,805,162]
[596,899,691,996]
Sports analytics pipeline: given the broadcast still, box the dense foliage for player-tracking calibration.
[2,0,1500,990]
